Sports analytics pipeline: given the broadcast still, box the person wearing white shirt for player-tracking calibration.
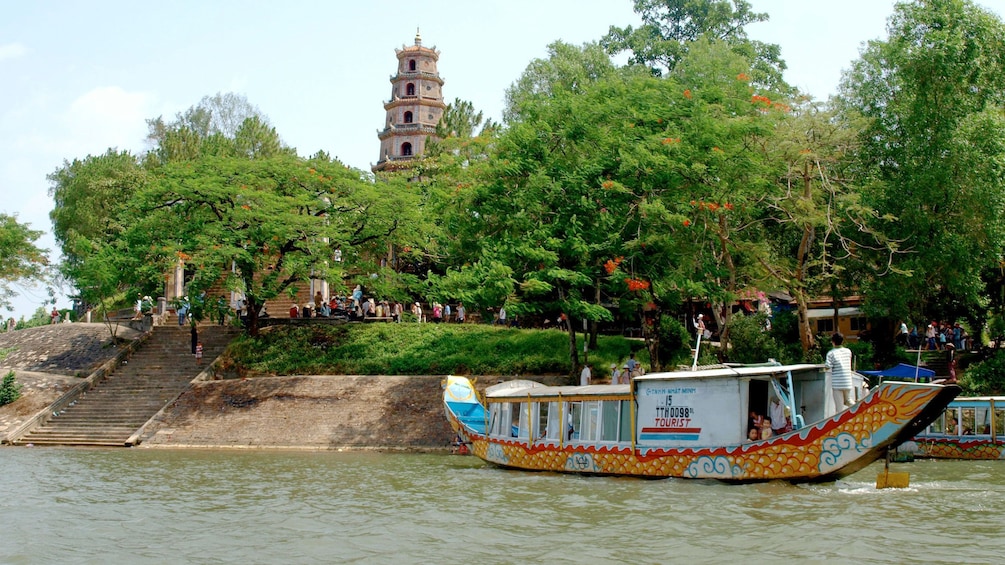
[825,333,854,410]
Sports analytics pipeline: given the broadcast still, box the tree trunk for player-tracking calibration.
[560,287,579,376]
[247,296,260,336]
[794,291,814,352]
[588,283,600,350]
[643,305,662,372]
[567,322,579,378]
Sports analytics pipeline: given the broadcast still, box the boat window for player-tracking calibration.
[488,404,502,436]
[961,408,976,435]
[546,402,560,441]
[620,400,632,442]
[581,401,601,442]
[518,402,532,439]
[535,402,549,440]
[976,407,992,435]
[996,408,1005,437]
[511,403,522,437]
[945,408,959,435]
[566,401,582,441]
[601,400,620,442]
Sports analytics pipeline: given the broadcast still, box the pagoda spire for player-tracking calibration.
[372,33,446,173]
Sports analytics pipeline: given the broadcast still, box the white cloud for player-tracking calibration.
[64,86,156,153]
[0,43,28,61]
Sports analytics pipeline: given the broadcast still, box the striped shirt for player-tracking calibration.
[825,346,854,389]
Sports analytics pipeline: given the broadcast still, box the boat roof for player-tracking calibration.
[484,363,826,400]
[633,363,825,382]
[948,396,1005,404]
[488,383,631,399]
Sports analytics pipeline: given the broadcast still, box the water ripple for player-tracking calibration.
[0,450,1003,563]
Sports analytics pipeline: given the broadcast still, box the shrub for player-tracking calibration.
[0,370,23,406]
[657,317,692,368]
[960,350,1005,395]
[727,313,780,364]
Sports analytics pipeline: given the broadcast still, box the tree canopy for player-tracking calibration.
[0,213,49,312]
[42,0,1005,372]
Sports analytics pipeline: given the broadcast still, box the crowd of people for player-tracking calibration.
[284,288,470,325]
[577,353,646,387]
[899,321,970,351]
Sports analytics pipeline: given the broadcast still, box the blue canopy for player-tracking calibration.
[859,363,935,380]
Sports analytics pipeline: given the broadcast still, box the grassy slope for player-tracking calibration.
[225,323,646,378]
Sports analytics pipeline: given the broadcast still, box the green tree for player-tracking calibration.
[48,150,145,271]
[601,0,786,88]
[144,92,287,166]
[0,213,49,311]
[0,370,23,406]
[758,101,897,353]
[124,152,411,335]
[435,98,496,139]
[838,0,1005,339]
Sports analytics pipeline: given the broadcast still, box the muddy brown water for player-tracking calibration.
[1,448,1002,564]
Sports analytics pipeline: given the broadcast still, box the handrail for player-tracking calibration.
[771,372,804,429]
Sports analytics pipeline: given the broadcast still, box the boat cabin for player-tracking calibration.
[483,364,850,449]
[918,397,1004,439]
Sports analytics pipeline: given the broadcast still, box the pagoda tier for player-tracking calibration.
[373,30,445,173]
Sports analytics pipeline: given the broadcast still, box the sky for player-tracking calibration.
[2,0,1003,321]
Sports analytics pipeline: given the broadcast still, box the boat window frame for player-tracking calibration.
[580,401,601,443]
[601,399,621,442]
[566,401,582,442]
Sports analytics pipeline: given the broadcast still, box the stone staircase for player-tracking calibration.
[16,324,237,447]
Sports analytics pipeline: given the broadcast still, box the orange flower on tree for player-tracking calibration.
[625,278,650,292]
[662,137,681,145]
[602,180,615,189]
[683,219,691,227]
[683,89,692,99]
[736,73,751,82]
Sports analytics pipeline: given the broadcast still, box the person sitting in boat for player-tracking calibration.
[748,428,760,442]
[770,397,792,435]
[759,419,773,440]
[748,411,764,437]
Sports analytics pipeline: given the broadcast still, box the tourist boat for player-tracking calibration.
[442,363,959,482]
[896,396,1005,460]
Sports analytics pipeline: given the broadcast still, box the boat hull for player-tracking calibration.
[445,378,959,482]
[899,438,1005,460]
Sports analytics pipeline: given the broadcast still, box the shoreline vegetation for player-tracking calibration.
[1,323,654,450]
[221,323,651,380]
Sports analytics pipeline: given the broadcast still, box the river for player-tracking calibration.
[0,448,1001,564]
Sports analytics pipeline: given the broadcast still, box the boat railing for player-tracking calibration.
[772,373,805,429]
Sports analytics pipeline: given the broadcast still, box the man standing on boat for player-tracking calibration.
[825,332,854,410]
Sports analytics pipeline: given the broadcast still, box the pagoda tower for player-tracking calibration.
[373,30,446,172]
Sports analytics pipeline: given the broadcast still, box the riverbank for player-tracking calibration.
[137,374,458,450]
[1,323,490,450]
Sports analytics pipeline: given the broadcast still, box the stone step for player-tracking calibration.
[15,325,237,447]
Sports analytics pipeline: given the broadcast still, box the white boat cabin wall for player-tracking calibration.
[483,365,865,449]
